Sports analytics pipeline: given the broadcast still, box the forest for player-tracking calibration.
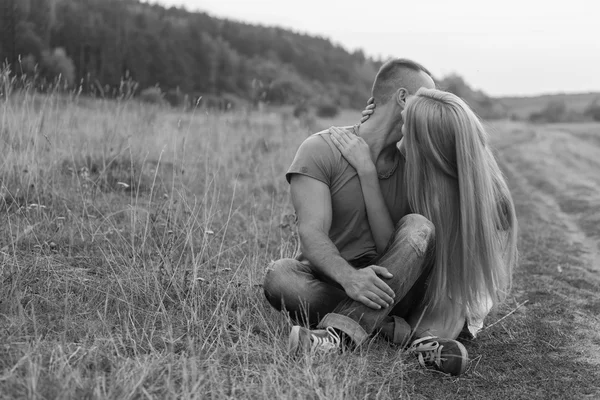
[1,0,542,119]
[0,0,387,109]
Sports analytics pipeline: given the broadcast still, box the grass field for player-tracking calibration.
[1,91,600,399]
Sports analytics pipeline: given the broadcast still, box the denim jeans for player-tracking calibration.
[263,214,466,345]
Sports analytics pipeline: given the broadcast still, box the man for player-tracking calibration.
[263,59,468,376]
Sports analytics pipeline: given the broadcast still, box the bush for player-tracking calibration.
[41,48,76,86]
[293,103,309,118]
[164,87,188,108]
[199,94,247,111]
[266,76,311,104]
[139,86,166,105]
[529,100,567,123]
[438,74,508,119]
[20,54,37,77]
[316,103,339,118]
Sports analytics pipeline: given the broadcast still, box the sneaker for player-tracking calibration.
[408,336,469,376]
[288,326,341,354]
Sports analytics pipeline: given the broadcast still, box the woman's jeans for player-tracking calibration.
[263,214,466,345]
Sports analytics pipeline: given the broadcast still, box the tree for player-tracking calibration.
[438,74,507,119]
[41,47,76,85]
[28,0,55,46]
[1,0,30,66]
[584,98,600,122]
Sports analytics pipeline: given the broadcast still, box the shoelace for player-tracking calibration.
[409,336,443,368]
[310,327,341,352]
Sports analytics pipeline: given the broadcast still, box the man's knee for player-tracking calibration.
[263,258,301,309]
[396,214,435,257]
[396,213,434,232]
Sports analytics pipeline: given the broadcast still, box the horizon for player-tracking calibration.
[147,0,599,98]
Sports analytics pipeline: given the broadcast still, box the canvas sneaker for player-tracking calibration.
[288,326,341,354]
[408,336,469,376]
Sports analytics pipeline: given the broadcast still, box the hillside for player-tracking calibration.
[5,0,594,121]
[498,92,600,120]
[1,0,507,115]
[0,0,380,109]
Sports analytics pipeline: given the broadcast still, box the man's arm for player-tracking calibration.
[290,174,396,310]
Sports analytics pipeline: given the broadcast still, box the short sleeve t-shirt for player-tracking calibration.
[286,127,410,266]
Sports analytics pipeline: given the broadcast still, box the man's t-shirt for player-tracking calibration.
[286,127,410,266]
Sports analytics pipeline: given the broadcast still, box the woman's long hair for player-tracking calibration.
[403,88,518,317]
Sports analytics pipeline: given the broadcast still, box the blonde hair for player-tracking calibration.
[403,88,518,317]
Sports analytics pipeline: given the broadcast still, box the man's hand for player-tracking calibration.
[342,266,395,310]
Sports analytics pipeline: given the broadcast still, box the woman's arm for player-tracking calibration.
[329,126,395,253]
[355,168,395,253]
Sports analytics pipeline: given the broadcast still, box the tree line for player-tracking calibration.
[0,0,383,109]
[6,0,552,120]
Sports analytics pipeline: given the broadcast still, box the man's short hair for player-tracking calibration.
[371,58,434,104]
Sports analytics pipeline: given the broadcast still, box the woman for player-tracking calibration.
[329,88,518,351]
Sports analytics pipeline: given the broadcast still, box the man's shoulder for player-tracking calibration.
[304,127,340,144]
[286,126,353,185]
[293,131,333,159]
[296,129,334,155]
[303,129,329,145]
[300,126,355,150]
[312,125,356,138]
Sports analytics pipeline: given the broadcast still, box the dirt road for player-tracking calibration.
[491,121,600,388]
[493,122,600,270]
[377,121,600,399]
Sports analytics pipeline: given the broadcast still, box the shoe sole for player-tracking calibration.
[288,326,301,353]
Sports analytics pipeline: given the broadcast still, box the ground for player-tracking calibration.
[0,95,599,399]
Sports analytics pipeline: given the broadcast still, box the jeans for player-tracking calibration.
[263,214,466,345]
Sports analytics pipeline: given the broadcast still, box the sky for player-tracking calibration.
[149,0,599,97]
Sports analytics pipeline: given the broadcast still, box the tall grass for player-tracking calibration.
[0,83,417,399]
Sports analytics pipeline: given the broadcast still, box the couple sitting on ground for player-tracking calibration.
[262,58,518,376]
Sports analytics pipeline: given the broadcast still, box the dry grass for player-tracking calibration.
[0,90,420,399]
[1,89,600,399]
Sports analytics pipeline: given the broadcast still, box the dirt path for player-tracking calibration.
[493,122,600,271]
[388,122,600,399]
[492,121,600,370]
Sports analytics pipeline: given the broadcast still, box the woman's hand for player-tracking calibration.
[360,97,376,123]
[329,126,376,176]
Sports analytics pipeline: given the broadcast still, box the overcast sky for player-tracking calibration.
[149,0,599,97]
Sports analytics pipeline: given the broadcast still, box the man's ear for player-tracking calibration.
[395,88,409,108]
